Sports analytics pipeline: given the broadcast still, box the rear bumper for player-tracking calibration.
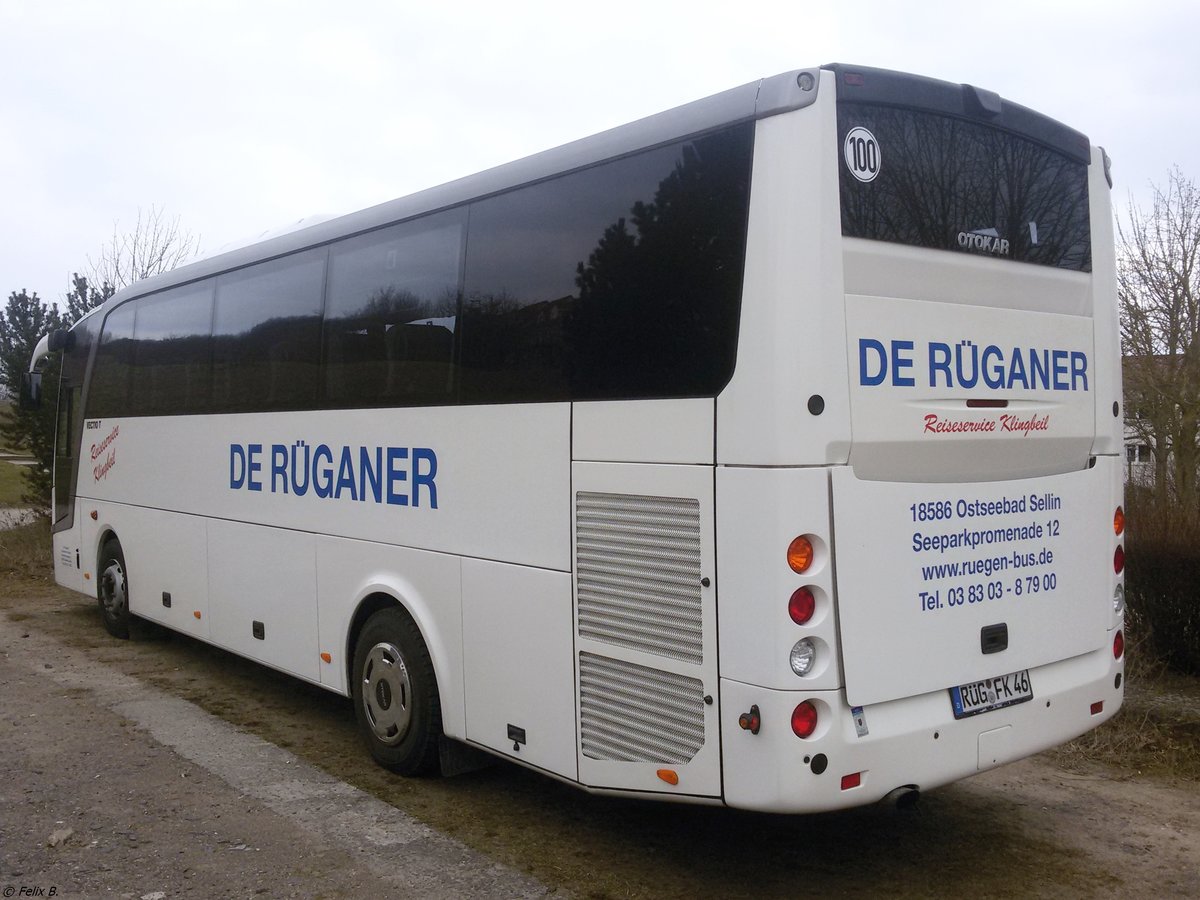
[719,632,1123,813]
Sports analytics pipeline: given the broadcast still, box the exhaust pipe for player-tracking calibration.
[883,785,921,810]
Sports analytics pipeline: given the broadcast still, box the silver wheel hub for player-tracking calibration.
[361,641,413,745]
[100,559,126,618]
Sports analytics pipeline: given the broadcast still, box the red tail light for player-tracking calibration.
[1113,629,1124,660]
[791,701,818,738]
[1114,545,1125,574]
[789,587,816,625]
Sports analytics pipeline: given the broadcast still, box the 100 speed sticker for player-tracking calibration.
[844,126,880,183]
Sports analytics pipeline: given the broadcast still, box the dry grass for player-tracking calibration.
[0,458,31,507]
[0,516,55,583]
[1049,627,1200,780]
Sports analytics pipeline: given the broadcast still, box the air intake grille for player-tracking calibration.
[579,652,705,763]
[575,492,702,665]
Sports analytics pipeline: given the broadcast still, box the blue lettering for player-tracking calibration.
[313,444,334,498]
[981,345,1004,389]
[1071,351,1089,391]
[1029,349,1050,390]
[859,338,887,386]
[290,441,310,496]
[929,342,952,387]
[232,440,439,509]
[892,340,915,387]
[1052,350,1069,390]
[386,447,410,506]
[954,341,979,389]
[1007,348,1029,390]
[335,446,358,501]
[271,444,288,494]
[412,448,438,509]
[360,446,382,503]
[247,443,263,492]
[230,444,246,489]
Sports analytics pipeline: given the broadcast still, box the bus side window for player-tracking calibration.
[86,303,136,419]
[323,210,464,408]
[129,282,214,417]
[461,124,752,404]
[212,250,326,413]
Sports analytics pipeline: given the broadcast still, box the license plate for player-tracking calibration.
[949,669,1033,719]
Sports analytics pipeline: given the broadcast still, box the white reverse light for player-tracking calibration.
[790,638,816,677]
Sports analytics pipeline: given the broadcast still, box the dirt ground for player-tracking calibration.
[2,580,1198,899]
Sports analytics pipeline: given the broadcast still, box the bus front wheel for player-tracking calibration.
[351,607,442,776]
[98,540,130,640]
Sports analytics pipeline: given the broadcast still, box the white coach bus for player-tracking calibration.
[30,64,1125,812]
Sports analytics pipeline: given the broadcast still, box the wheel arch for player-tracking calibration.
[345,591,408,686]
[95,526,120,573]
[342,583,462,739]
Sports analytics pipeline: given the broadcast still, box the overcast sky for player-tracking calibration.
[2,0,1196,306]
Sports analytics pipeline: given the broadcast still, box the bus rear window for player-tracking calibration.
[837,102,1091,271]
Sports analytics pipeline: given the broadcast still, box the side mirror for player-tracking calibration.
[19,372,42,411]
[47,329,74,353]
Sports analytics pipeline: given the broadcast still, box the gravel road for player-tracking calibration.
[0,613,547,899]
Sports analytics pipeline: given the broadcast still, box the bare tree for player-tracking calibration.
[1119,167,1200,511]
[87,205,200,292]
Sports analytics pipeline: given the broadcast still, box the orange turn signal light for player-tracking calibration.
[193,611,202,620]
[787,536,814,574]
[320,652,332,664]
[1114,506,1124,536]
[656,769,679,786]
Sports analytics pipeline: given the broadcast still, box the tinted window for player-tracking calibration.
[213,251,326,413]
[462,123,754,402]
[323,211,464,407]
[86,302,135,418]
[838,103,1091,271]
[54,316,97,523]
[129,282,214,415]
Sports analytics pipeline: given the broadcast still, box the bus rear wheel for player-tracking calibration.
[351,607,442,776]
[98,540,130,640]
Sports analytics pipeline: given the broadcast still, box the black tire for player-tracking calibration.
[351,606,442,776]
[97,539,130,640]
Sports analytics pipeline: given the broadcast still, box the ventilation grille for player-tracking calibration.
[575,492,702,665]
[579,652,705,763]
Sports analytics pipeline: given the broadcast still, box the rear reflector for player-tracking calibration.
[841,772,862,791]
[1090,701,1104,716]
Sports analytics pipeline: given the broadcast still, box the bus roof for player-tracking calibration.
[99,66,823,313]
